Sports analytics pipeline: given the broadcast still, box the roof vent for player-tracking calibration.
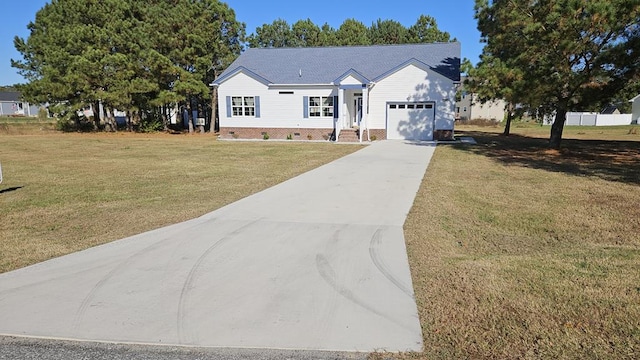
[299,69,302,77]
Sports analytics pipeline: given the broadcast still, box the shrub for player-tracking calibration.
[138,115,163,133]
[263,132,269,140]
[37,107,49,121]
[459,118,500,127]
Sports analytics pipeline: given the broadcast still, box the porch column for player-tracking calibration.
[360,86,368,142]
[338,87,345,130]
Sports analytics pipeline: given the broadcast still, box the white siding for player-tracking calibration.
[368,64,455,131]
[340,75,362,85]
[632,97,640,124]
[218,72,336,129]
[471,99,506,121]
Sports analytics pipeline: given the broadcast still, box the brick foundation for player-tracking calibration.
[220,127,334,141]
[219,127,452,141]
[434,129,454,141]
[360,129,387,141]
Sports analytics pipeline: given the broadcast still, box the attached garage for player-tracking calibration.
[386,102,435,141]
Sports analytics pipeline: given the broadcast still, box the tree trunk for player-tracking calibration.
[187,102,194,134]
[104,107,117,132]
[502,103,514,136]
[210,74,218,133]
[162,105,170,132]
[549,106,567,149]
[126,110,133,132]
[92,101,101,131]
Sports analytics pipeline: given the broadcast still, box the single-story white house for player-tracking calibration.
[212,43,461,141]
[0,91,42,117]
[630,94,640,124]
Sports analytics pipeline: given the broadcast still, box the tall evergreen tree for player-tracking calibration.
[247,19,295,48]
[408,15,453,43]
[292,19,322,47]
[336,19,371,46]
[475,0,640,148]
[369,19,409,44]
[317,23,338,46]
[12,0,244,132]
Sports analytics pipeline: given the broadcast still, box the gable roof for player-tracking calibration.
[0,91,21,102]
[214,42,460,86]
[601,104,619,114]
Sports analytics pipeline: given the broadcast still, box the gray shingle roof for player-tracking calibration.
[0,91,21,102]
[215,43,460,85]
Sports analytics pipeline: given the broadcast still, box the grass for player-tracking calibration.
[0,116,56,135]
[396,123,640,359]
[0,132,360,272]
[2,122,639,358]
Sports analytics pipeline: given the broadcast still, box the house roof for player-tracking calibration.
[214,42,461,86]
[0,91,21,102]
[601,104,619,114]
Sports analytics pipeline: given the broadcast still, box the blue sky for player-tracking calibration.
[0,1,483,86]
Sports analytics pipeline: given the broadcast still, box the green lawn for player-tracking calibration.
[2,124,639,359]
[399,124,640,359]
[0,133,360,272]
[0,116,56,134]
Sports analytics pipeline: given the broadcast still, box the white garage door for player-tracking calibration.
[386,102,435,141]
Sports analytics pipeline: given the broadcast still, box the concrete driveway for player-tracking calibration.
[0,140,435,352]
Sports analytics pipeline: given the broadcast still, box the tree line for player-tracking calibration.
[13,0,638,146]
[247,16,453,48]
[12,1,451,132]
[13,0,244,132]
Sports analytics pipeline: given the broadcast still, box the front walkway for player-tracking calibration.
[0,141,436,352]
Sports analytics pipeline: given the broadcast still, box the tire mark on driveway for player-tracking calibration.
[369,228,414,299]
[73,218,219,332]
[177,219,262,345]
[315,254,413,332]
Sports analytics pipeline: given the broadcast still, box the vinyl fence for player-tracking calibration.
[565,112,632,126]
[544,112,634,126]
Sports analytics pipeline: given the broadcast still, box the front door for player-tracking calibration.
[352,96,363,127]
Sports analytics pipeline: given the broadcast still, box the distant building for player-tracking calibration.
[629,95,640,124]
[456,77,506,122]
[0,91,43,117]
[600,104,620,114]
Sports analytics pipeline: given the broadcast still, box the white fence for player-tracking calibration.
[566,112,632,126]
[544,112,633,126]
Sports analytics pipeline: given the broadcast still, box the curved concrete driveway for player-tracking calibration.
[0,140,435,352]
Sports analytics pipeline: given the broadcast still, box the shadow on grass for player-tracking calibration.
[0,186,23,194]
[453,130,640,185]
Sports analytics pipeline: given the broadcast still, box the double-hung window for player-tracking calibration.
[232,96,255,117]
[309,96,333,117]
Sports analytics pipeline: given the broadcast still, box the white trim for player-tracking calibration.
[268,83,336,88]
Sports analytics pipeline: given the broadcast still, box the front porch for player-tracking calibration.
[335,84,370,142]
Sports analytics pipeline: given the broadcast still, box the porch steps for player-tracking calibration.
[338,128,359,142]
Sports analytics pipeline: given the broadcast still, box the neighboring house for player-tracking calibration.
[0,91,42,117]
[455,77,506,122]
[630,94,640,124]
[212,43,461,141]
[600,104,620,114]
